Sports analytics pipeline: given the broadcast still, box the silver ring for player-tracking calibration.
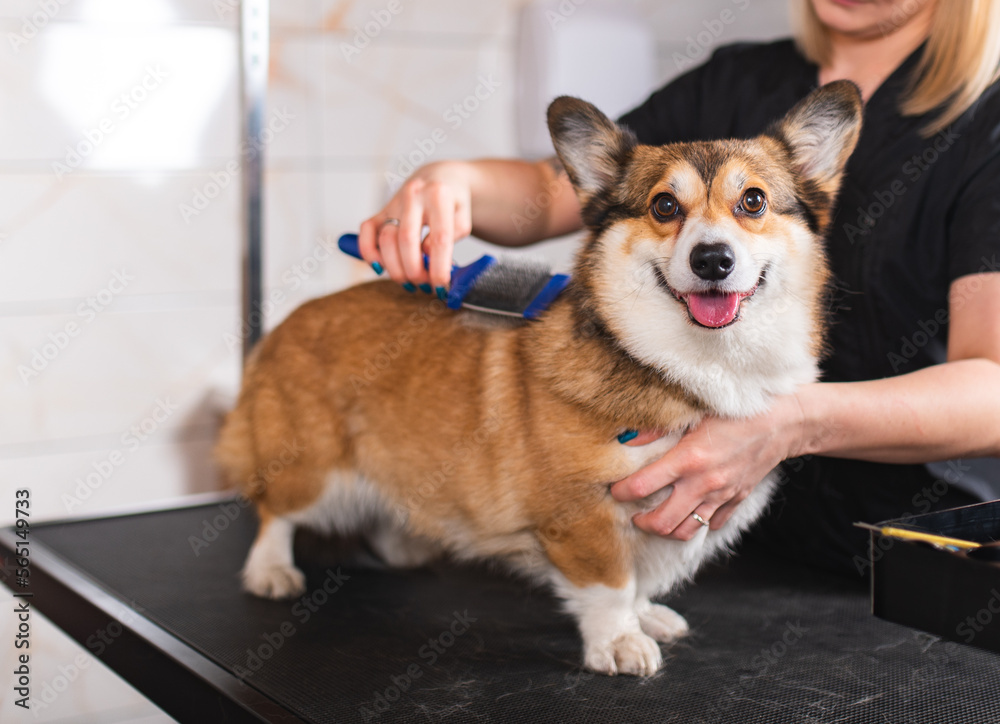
[381,218,400,228]
[691,512,709,527]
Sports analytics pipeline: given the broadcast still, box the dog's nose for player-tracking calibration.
[690,243,735,281]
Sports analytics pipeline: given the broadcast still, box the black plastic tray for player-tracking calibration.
[870,500,1000,654]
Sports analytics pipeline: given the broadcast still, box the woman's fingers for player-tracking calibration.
[631,484,701,537]
[357,216,383,268]
[611,451,680,502]
[663,504,721,541]
[397,183,428,284]
[706,496,745,531]
[454,190,472,241]
[364,181,465,289]
[354,163,473,288]
[376,221,408,283]
[631,473,730,540]
[424,183,457,292]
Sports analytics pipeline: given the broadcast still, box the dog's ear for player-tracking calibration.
[772,80,863,197]
[547,96,637,204]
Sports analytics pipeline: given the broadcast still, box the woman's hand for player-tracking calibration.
[610,391,810,541]
[357,161,474,294]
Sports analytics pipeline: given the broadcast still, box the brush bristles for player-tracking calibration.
[462,256,554,314]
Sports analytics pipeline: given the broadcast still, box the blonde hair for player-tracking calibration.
[792,0,1000,136]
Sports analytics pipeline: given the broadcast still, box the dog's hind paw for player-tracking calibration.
[242,563,306,600]
[637,602,689,643]
[368,525,438,568]
[584,631,662,676]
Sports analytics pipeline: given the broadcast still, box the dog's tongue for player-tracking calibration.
[686,292,741,328]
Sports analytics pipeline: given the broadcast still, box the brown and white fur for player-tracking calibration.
[216,82,862,676]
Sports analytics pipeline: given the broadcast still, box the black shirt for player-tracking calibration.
[619,40,1000,572]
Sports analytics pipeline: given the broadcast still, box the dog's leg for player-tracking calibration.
[553,575,662,676]
[242,513,306,599]
[543,504,661,676]
[368,524,438,568]
[631,533,711,644]
[630,473,780,641]
[634,599,689,643]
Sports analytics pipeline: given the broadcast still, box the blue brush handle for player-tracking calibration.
[338,233,363,259]
[337,233,495,310]
[339,233,432,270]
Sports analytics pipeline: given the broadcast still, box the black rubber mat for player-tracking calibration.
[30,502,1000,723]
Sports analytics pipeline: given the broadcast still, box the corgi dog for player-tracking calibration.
[216,81,862,676]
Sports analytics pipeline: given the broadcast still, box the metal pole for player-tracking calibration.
[239,0,269,362]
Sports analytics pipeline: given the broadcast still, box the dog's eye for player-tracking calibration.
[740,188,766,215]
[651,193,679,221]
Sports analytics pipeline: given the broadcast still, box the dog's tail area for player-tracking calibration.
[214,342,273,503]
[214,388,261,500]
[214,323,348,511]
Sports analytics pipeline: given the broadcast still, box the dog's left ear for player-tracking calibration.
[772,80,863,197]
[547,96,637,205]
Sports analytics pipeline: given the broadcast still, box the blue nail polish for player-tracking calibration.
[435,286,447,301]
[371,261,384,275]
[419,283,432,294]
[402,282,416,293]
[617,429,638,444]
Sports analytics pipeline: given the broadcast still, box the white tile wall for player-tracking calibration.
[0,307,239,455]
[0,174,239,303]
[0,0,791,720]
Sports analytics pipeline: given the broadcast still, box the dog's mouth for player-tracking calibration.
[655,266,768,329]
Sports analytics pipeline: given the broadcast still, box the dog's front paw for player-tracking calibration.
[584,631,662,676]
[242,563,306,599]
[637,602,689,643]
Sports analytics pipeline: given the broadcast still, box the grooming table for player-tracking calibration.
[3,498,999,724]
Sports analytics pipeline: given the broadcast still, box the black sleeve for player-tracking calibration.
[948,149,1000,282]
